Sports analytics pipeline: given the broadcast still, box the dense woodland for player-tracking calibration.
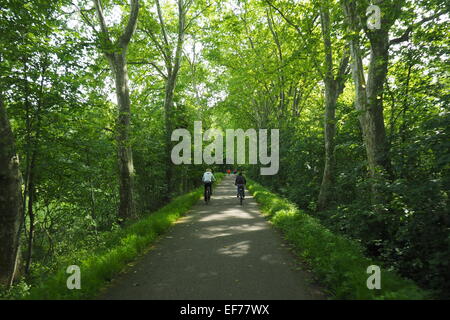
[0,0,449,299]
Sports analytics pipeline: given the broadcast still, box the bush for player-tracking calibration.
[248,179,428,300]
[21,180,216,300]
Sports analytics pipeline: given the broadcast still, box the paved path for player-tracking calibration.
[99,175,325,300]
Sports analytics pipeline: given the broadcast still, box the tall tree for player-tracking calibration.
[341,0,400,196]
[264,0,349,209]
[143,0,192,198]
[317,1,349,210]
[93,0,140,221]
[0,97,23,287]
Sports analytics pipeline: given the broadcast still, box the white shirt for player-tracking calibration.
[202,172,215,183]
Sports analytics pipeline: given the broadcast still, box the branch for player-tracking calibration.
[239,13,255,51]
[320,3,333,80]
[72,2,99,37]
[172,0,186,77]
[265,0,321,76]
[150,62,168,80]
[264,0,302,34]
[62,5,95,16]
[119,0,140,47]
[266,8,283,63]
[183,0,194,11]
[142,28,170,66]
[184,2,211,32]
[335,49,350,95]
[390,11,445,45]
[93,0,110,39]
[182,48,194,67]
[155,0,170,50]
[128,61,168,79]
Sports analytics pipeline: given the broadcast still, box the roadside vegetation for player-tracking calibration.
[248,180,428,300]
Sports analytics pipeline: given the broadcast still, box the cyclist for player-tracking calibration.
[234,171,246,199]
[202,168,216,200]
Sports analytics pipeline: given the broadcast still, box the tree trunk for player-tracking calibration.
[317,4,349,210]
[110,53,136,221]
[365,31,392,178]
[164,71,177,197]
[0,98,23,287]
[342,0,397,203]
[348,36,391,201]
[318,80,338,210]
[24,158,35,274]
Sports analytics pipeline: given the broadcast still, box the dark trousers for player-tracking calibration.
[237,184,245,197]
[204,182,212,198]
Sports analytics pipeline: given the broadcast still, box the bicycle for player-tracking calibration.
[237,184,245,205]
[204,183,212,204]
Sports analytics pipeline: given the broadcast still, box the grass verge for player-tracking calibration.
[23,174,223,300]
[247,179,427,300]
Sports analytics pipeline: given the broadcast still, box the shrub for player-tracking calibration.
[248,180,428,300]
[21,180,216,300]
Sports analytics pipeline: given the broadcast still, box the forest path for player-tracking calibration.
[98,175,325,300]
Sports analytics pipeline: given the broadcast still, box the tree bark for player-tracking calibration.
[111,53,136,221]
[0,97,23,287]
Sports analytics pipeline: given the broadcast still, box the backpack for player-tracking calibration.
[235,175,245,185]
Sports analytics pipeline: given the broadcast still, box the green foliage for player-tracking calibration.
[248,179,428,300]
[21,181,214,300]
[0,0,448,300]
